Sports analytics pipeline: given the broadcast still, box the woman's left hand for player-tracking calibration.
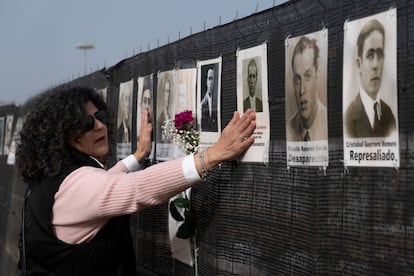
[134,109,153,162]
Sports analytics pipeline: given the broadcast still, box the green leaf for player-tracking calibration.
[174,197,189,208]
[176,221,196,239]
[169,201,184,221]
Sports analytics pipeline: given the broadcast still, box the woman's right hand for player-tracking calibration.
[196,109,256,172]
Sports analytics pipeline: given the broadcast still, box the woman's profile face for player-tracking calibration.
[70,101,109,158]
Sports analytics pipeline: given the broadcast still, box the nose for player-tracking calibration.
[94,117,105,129]
[300,83,305,96]
[372,54,380,69]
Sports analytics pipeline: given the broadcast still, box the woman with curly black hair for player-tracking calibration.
[16,86,256,275]
[17,87,114,183]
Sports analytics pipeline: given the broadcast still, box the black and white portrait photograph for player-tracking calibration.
[243,57,263,113]
[96,87,107,102]
[236,43,270,163]
[156,70,176,161]
[116,79,133,159]
[343,9,399,168]
[4,114,14,155]
[174,68,196,158]
[176,69,196,113]
[197,58,222,152]
[137,75,154,137]
[285,29,329,168]
[199,64,218,132]
[7,116,23,165]
[0,117,4,155]
[136,74,154,160]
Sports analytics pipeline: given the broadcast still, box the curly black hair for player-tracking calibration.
[16,86,113,183]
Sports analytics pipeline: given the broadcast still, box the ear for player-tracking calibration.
[68,137,80,148]
[356,56,361,69]
[68,137,82,153]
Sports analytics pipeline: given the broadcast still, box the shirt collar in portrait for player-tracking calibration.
[207,94,212,115]
[359,88,381,128]
[298,99,327,141]
[122,122,129,134]
[205,92,212,102]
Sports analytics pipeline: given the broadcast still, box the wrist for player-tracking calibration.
[133,151,146,162]
[205,146,221,169]
[198,151,209,179]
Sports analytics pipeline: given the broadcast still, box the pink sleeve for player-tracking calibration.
[106,160,129,173]
[52,157,193,244]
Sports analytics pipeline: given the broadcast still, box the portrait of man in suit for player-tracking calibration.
[344,19,396,138]
[0,117,4,155]
[156,74,173,143]
[141,80,152,111]
[243,58,263,112]
[4,114,14,154]
[200,65,218,132]
[286,35,328,142]
[136,75,153,139]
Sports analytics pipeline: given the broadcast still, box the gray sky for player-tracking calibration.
[0,0,287,105]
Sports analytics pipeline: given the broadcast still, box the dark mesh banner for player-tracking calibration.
[1,0,413,275]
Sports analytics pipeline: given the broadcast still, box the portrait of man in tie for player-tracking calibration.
[344,18,396,138]
[200,64,218,132]
[136,75,153,139]
[286,35,328,142]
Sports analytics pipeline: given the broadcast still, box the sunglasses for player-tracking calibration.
[81,109,108,132]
